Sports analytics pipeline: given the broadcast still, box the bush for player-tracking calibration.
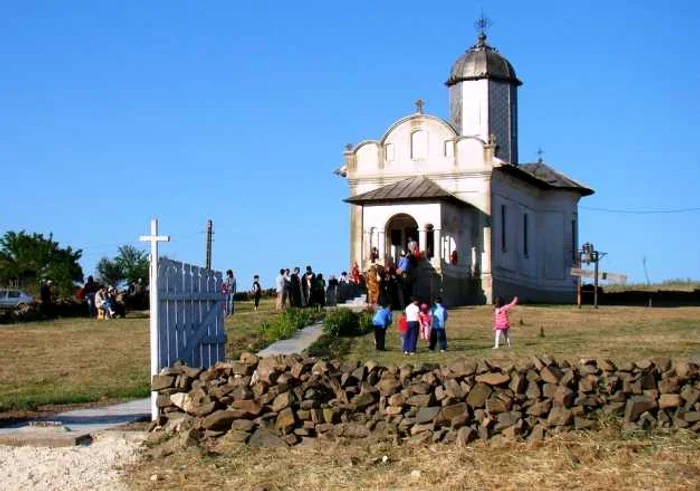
[323,308,367,337]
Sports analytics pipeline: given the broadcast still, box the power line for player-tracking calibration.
[580,205,700,215]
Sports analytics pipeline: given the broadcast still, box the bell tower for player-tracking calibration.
[446,18,522,164]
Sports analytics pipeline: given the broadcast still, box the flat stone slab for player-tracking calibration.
[0,425,92,447]
[0,398,150,447]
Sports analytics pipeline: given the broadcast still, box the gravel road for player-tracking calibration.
[0,432,143,491]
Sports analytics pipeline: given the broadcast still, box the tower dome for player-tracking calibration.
[446,33,522,87]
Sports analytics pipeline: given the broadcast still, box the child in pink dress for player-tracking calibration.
[493,296,518,349]
[419,303,432,341]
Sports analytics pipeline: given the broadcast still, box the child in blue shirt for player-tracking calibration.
[372,303,393,351]
[429,297,448,352]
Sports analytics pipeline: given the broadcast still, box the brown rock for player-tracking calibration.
[248,426,290,448]
[659,394,682,409]
[599,359,617,372]
[659,377,680,394]
[415,406,441,424]
[389,393,406,407]
[681,386,700,405]
[553,386,575,408]
[333,422,371,438]
[323,407,339,424]
[151,375,175,391]
[466,383,493,408]
[385,406,403,416]
[547,407,573,427]
[540,366,564,384]
[525,381,542,399]
[683,412,700,423]
[378,378,402,397]
[231,419,256,432]
[407,394,433,407]
[675,362,699,379]
[622,378,643,395]
[202,410,238,431]
[578,378,596,393]
[190,401,217,417]
[526,399,552,417]
[352,391,376,409]
[444,379,464,399]
[410,422,435,435]
[272,391,294,413]
[476,372,511,386]
[485,397,509,414]
[509,373,527,394]
[528,424,546,441]
[436,402,468,426]
[451,413,469,429]
[275,407,296,431]
[231,399,262,417]
[651,357,672,373]
[624,396,658,422]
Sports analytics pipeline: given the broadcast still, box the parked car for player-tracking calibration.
[0,289,34,309]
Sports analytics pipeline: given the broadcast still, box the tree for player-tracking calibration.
[114,245,149,285]
[96,257,123,287]
[0,230,83,296]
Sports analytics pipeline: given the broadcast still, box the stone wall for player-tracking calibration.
[150,354,700,449]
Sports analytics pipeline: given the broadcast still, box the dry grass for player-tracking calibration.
[123,305,700,491]
[343,305,700,366]
[0,299,279,414]
[604,281,700,293]
[126,425,700,491]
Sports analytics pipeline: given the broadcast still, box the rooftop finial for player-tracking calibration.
[536,147,545,163]
[475,10,491,47]
[415,98,425,114]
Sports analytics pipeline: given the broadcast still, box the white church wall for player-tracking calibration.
[354,142,380,174]
[458,79,489,140]
[455,137,488,170]
[491,172,580,300]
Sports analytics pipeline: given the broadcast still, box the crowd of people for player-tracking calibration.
[273,266,362,311]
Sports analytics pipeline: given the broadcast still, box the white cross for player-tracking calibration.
[139,218,170,421]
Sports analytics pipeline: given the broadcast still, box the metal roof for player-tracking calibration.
[498,162,595,196]
[345,176,469,205]
[446,33,522,87]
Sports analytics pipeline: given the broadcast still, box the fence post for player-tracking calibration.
[139,218,170,421]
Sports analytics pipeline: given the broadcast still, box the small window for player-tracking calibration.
[571,219,577,261]
[523,213,529,257]
[501,205,507,252]
[385,143,395,162]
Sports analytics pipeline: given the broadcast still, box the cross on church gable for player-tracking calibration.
[415,99,425,114]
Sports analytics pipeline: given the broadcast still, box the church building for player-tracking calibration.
[335,28,594,305]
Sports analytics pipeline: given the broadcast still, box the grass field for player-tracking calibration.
[124,304,700,491]
[0,298,278,415]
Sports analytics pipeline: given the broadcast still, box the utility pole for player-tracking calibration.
[205,219,213,270]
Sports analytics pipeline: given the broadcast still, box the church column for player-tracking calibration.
[433,228,442,266]
[362,229,371,270]
[378,231,386,265]
[418,228,427,255]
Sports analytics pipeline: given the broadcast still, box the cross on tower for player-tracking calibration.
[475,11,491,36]
[415,99,425,114]
[536,148,545,163]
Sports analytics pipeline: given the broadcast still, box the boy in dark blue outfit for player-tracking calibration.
[372,303,393,351]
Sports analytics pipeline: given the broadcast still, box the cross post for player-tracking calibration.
[139,218,170,420]
[415,99,425,114]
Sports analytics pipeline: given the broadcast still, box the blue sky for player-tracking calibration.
[1,0,699,289]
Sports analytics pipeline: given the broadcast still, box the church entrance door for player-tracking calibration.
[385,213,418,266]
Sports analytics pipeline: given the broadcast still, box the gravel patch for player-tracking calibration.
[0,432,143,491]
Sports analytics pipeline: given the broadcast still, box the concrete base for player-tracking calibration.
[0,425,92,447]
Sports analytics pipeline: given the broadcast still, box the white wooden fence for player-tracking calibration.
[156,257,227,369]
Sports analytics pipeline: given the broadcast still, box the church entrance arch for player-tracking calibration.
[385,213,418,265]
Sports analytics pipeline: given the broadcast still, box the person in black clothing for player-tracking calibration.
[252,275,262,311]
[303,266,315,308]
[326,275,339,306]
[313,273,326,308]
[40,280,54,317]
[289,267,302,307]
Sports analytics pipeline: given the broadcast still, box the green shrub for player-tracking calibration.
[322,308,362,337]
[258,308,325,343]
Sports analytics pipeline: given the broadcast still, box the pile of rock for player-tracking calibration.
[149,353,700,448]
